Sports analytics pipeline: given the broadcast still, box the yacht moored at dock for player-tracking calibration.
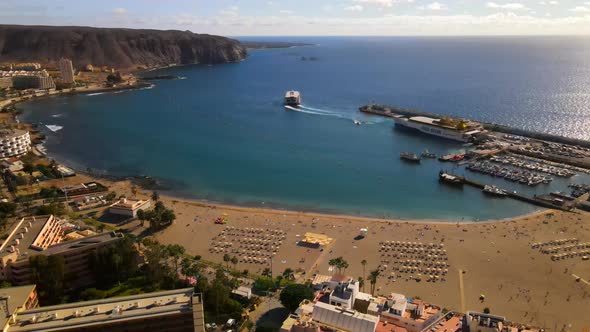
[284,90,301,107]
[400,152,421,163]
[482,185,507,197]
[439,171,463,187]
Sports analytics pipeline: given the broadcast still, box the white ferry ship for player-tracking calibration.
[393,115,482,142]
[284,91,301,107]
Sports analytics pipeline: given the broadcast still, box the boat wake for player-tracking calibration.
[51,114,64,118]
[299,105,339,115]
[285,105,378,125]
[46,125,63,132]
[86,92,106,96]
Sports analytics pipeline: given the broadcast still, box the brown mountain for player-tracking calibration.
[0,25,247,70]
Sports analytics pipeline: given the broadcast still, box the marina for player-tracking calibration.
[437,172,578,211]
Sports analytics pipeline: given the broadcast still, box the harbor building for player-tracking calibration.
[109,198,151,217]
[0,285,39,331]
[6,288,205,332]
[58,58,75,84]
[0,130,31,158]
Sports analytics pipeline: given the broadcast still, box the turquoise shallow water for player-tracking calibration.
[20,37,590,220]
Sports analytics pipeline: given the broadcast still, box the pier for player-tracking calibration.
[440,172,574,211]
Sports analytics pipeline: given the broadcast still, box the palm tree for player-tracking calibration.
[230,256,239,270]
[223,254,231,268]
[361,260,367,291]
[282,268,295,280]
[262,267,272,278]
[151,191,160,203]
[357,277,365,292]
[368,269,380,296]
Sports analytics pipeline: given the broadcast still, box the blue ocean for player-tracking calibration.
[20,37,590,220]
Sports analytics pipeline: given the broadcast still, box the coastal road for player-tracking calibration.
[458,269,466,313]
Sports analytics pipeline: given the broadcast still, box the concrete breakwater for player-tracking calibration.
[359,104,590,148]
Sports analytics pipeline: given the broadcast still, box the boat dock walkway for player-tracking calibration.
[441,172,573,211]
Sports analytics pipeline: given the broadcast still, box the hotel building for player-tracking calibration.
[5,70,55,90]
[6,288,205,332]
[0,130,31,158]
[58,58,75,84]
[0,215,124,288]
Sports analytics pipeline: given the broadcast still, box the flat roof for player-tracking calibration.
[41,232,122,256]
[0,216,57,263]
[0,285,36,328]
[0,129,28,140]
[312,302,378,332]
[9,288,200,332]
[110,199,149,210]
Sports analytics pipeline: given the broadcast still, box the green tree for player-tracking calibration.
[361,260,367,279]
[282,268,295,281]
[483,307,491,314]
[136,209,147,227]
[89,236,137,288]
[166,244,185,278]
[106,191,117,201]
[36,202,66,216]
[30,255,66,305]
[358,277,365,293]
[181,257,198,278]
[223,254,231,268]
[0,202,17,216]
[253,277,276,293]
[151,191,160,202]
[261,267,272,278]
[368,269,380,296]
[230,256,239,270]
[280,283,313,312]
[22,163,35,176]
[328,257,349,275]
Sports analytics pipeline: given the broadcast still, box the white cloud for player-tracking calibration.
[166,11,590,36]
[113,7,127,15]
[344,5,364,11]
[352,0,416,8]
[353,0,392,7]
[486,2,528,10]
[220,6,239,17]
[418,2,447,10]
[570,6,590,12]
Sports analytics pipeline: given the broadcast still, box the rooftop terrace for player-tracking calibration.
[9,288,200,332]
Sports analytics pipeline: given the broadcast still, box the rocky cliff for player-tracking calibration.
[0,25,247,70]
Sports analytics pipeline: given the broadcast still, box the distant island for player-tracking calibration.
[0,25,247,71]
[240,41,316,50]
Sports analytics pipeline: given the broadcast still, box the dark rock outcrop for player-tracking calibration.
[0,25,247,69]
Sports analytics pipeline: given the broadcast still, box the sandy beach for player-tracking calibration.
[68,176,590,330]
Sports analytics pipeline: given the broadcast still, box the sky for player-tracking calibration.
[2,0,590,36]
